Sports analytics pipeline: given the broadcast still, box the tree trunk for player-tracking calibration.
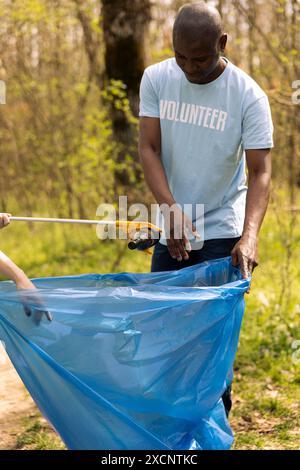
[101,0,151,188]
[102,0,151,116]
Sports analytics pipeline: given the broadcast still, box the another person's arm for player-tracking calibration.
[0,213,51,321]
[0,251,35,289]
[0,213,35,288]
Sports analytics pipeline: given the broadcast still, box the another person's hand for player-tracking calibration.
[163,205,200,262]
[231,235,259,293]
[16,272,52,322]
[0,213,11,229]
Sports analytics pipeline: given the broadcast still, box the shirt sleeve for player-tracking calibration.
[139,69,160,118]
[242,95,274,150]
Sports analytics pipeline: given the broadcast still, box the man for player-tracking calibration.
[138,2,273,416]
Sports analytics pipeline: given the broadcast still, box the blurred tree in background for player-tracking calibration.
[0,0,150,216]
[0,0,298,216]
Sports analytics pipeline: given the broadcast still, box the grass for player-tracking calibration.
[0,200,299,450]
[16,414,66,450]
[0,221,152,277]
[230,195,300,449]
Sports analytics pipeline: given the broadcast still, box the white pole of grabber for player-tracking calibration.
[10,216,117,226]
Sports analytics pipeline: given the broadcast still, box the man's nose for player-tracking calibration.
[183,60,199,74]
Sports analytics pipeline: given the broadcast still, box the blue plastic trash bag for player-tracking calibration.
[0,256,250,450]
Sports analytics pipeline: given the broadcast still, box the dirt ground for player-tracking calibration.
[0,346,38,449]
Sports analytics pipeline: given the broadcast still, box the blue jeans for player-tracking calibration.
[151,237,241,417]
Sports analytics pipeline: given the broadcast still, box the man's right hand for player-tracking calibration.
[162,205,200,261]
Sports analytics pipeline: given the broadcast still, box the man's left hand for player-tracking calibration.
[231,235,259,293]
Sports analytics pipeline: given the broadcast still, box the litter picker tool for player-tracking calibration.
[10,216,161,251]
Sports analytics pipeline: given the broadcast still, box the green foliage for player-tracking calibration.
[102,79,137,126]
[0,0,137,217]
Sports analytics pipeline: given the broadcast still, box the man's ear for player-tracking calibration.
[219,33,227,53]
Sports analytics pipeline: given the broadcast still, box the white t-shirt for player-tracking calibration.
[139,57,274,245]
